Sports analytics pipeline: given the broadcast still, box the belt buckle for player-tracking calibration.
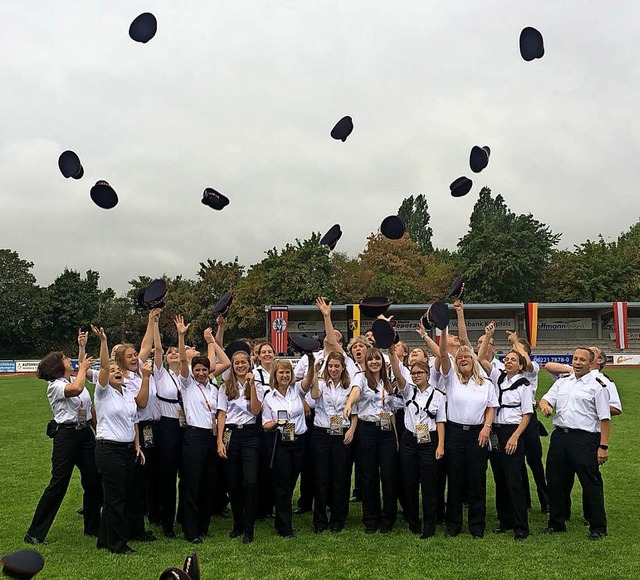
[561,427,570,433]
[237,424,244,429]
[463,425,470,431]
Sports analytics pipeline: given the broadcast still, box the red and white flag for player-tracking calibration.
[269,306,289,355]
[613,301,628,350]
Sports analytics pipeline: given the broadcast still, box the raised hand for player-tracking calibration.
[141,359,153,377]
[90,325,107,342]
[506,330,518,344]
[216,315,227,329]
[78,353,95,373]
[149,308,162,323]
[174,314,190,336]
[485,320,495,337]
[77,328,88,348]
[315,296,332,317]
[204,327,215,344]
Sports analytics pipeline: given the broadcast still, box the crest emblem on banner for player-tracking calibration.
[349,319,359,331]
[272,317,287,333]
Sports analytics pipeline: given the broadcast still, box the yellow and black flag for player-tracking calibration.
[524,302,538,348]
[346,304,361,342]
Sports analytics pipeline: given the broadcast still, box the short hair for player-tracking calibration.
[506,349,527,369]
[410,360,430,374]
[347,335,372,355]
[37,351,66,381]
[269,359,295,388]
[191,356,211,370]
[575,347,595,362]
[518,338,532,355]
[597,350,607,370]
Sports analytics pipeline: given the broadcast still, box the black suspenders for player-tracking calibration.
[496,371,529,409]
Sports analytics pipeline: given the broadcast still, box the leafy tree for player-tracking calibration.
[457,187,560,302]
[397,194,434,253]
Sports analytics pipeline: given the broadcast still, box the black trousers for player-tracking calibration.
[256,418,275,519]
[312,428,352,530]
[489,424,529,536]
[225,424,259,535]
[155,416,184,534]
[130,420,160,535]
[27,426,102,541]
[547,428,607,534]
[400,429,439,537]
[356,421,397,531]
[394,409,407,514]
[445,423,488,536]
[95,440,136,553]
[296,411,315,510]
[181,427,216,540]
[520,411,549,511]
[270,432,306,536]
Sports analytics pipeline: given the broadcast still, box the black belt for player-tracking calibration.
[56,422,88,430]
[493,424,517,429]
[556,427,592,434]
[448,421,483,431]
[187,426,213,432]
[139,419,159,424]
[226,423,256,430]
[97,439,134,448]
[359,418,381,426]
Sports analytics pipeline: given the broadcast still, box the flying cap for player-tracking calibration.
[201,187,230,211]
[320,224,342,251]
[129,13,158,43]
[90,180,118,209]
[427,301,450,331]
[380,215,406,240]
[212,291,233,317]
[183,553,200,580]
[1,550,45,579]
[469,146,489,173]
[224,340,252,359]
[420,312,432,331]
[371,319,396,349]
[450,176,473,198]
[330,116,353,142]
[519,27,544,61]
[448,276,465,300]
[137,279,168,310]
[359,296,392,319]
[158,568,190,580]
[289,334,321,354]
[58,150,84,179]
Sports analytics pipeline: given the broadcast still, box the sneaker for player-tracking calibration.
[23,535,47,545]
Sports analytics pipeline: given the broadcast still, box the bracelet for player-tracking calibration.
[484,424,492,429]
[420,332,427,339]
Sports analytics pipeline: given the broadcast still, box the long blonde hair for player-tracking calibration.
[223,351,252,401]
[453,345,485,385]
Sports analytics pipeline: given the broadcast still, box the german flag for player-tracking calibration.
[524,302,538,348]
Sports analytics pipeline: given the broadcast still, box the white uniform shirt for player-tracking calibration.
[353,374,394,422]
[591,370,622,413]
[313,378,352,428]
[95,381,137,442]
[345,357,363,380]
[218,381,257,425]
[154,365,182,419]
[47,378,93,424]
[179,375,219,429]
[441,368,499,425]
[489,368,534,425]
[123,359,160,421]
[252,366,271,403]
[262,382,307,435]
[523,360,540,405]
[294,351,325,379]
[542,373,611,433]
[398,383,446,433]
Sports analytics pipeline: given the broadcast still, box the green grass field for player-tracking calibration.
[0,371,637,580]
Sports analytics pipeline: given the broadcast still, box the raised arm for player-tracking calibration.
[77,328,88,366]
[300,353,316,392]
[439,327,451,375]
[212,340,231,378]
[91,325,110,388]
[477,321,495,376]
[453,300,473,349]
[388,344,407,391]
[204,328,218,375]
[175,315,190,379]
[139,308,161,362]
[416,320,440,357]
[248,372,262,416]
[136,360,153,408]
[543,362,572,376]
[152,312,163,370]
[65,354,94,397]
[507,331,533,372]
[214,315,227,347]
[316,297,342,353]
[310,358,324,399]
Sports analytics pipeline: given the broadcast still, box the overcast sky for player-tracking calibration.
[1,1,639,293]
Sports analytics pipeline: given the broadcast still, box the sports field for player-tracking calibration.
[0,371,636,579]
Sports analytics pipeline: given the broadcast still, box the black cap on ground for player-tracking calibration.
[58,150,83,179]
[1,550,44,579]
[469,146,489,173]
[359,296,392,319]
[183,552,200,580]
[520,27,544,61]
[129,12,158,44]
[158,567,190,580]
[449,276,465,300]
[320,224,342,251]
[140,279,168,310]
[330,116,354,142]
[372,319,396,349]
[224,340,252,360]
[212,291,233,317]
[201,188,230,211]
[450,176,473,198]
[90,180,118,209]
[428,301,450,331]
[289,334,321,354]
[380,215,406,240]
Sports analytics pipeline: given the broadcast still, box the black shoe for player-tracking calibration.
[163,529,177,539]
[314,527,326,534]
[242,533,254,544]
[213,508,229,519]
[445,530,460,538]
[188,536,203,544]
[583,518,590,526]
[472,533,483,539]
[84,532,98,538]
[514,533,528,541]
[278,531,295,538]
[330,525,344,533]
[379,526,392,534]
[420,532,435,539]
[349,495,362,503]
[23,535,47,545]
[589,531,607,541]
[229,529,244,539]
[409,526,421,535]
[493,526,513,534]
[111,545,136,555]
[132,531,156,542]
[76,507,84,515]
[294,506,311,515]
[364,528,377,535]
[541,505,549,515]
[542,527,565,535]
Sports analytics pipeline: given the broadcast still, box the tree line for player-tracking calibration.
[2,187,638,358]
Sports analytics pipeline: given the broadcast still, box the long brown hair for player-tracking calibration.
[363,347,393,395]
[223,351,252,401]
[321,352,351,389]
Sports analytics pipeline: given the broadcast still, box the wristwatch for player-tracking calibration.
[599,444,609,451]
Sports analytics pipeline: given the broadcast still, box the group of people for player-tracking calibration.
[24,297,622,553]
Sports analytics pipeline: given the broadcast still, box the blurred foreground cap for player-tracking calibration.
[201,187,230,211]
[212,291,233,317]
[449,276,465,300]
[469,145,489,173]
[183,552,200,580]
[129,13,158,43]
[90,180,118,209]
[359,296,392,319]
[1,550,44,579]
[330,116,353,142]
[380,215,405,239]
[519,27,544,61]
[320,224,342,251]
[372,319,396,349]
[289,334,321,354]
[450,176,473,198]
[427,301,450,331]
[58,150,84,179]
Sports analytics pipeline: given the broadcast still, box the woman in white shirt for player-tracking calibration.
[262,357,315,538]
[92,326,147,555]
[310,352,357,533]
[343,347,397,534]
[217,347,262,544]
[439,327,498,539]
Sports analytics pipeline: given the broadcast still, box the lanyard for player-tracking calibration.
[195,383,212,413]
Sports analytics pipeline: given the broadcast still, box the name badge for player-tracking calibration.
[490,431,500,453]
[380,412,392,431]
[142,425,154,448]
[222,429,232,449]
[330,416,343,436]
[76,408,87,430]
[282,422,295,442]
[177,408,187,428]
[416,423,431,444]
